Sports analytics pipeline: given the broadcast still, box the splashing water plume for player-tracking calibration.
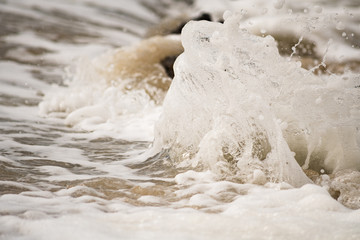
[153,11,360,187]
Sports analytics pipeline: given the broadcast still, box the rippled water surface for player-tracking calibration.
[1,0,360,239]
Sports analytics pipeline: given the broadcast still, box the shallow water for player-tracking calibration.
[1,0,360,239]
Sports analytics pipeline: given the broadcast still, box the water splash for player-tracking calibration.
[152,12,360,187]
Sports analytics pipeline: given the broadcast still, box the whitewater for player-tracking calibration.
[1,0,360,239]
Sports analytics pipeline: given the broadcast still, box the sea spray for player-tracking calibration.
[152,12,360,187]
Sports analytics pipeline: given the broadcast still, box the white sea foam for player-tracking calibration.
[39,35,182,141]
[194,0,360,62]
[1,184,359,240]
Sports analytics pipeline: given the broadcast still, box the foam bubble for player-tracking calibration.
[314,5,322,13]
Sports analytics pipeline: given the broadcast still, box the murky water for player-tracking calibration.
[1,0,360,239]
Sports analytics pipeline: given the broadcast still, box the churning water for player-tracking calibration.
[1,0,360,239]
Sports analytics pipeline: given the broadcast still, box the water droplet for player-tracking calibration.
[223,10,232,20]
[273,0,285,9]
[336,22,345,30]
[315,97,322,104]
